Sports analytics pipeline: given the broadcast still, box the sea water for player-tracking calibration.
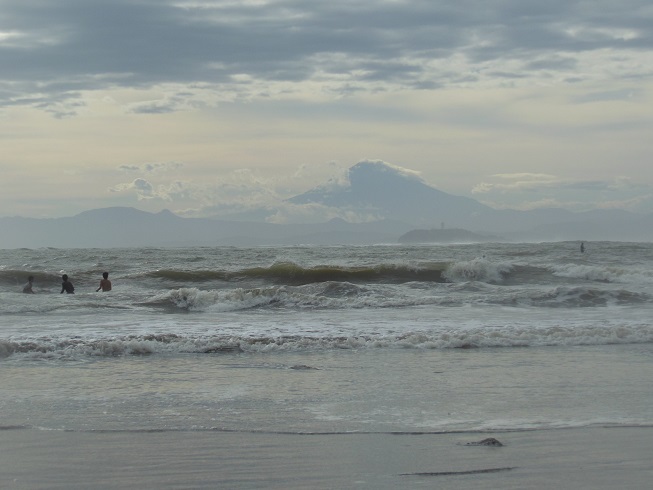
[1,242,653,486]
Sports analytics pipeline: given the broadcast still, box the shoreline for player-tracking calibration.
[3,426,652,489]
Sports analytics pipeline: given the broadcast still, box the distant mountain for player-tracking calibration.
[2,160,653,248]
[0,207,414,249]
[289,160,490,227]
[289,160,653,241]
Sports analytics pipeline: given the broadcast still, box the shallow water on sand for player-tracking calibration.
[3,345,652,434]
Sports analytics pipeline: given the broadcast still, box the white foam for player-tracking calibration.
[444,258,512,283]
[3,321,652,361]
[551,263,653,284]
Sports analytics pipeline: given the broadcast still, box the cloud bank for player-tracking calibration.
[2,1,653,218]
[2,0,653,114]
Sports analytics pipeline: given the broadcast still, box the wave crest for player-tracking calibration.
[444,258,512,283]
[2,324,652,360]
[142,262,446,285]
[551,263,653,284]
[149,287,283,312]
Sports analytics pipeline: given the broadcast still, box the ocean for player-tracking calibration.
[1,242,652,489]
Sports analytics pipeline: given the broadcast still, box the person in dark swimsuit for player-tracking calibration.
[61,274,75,294]
[23,276,35,294]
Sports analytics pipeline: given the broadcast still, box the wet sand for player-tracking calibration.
[2,426,652,489]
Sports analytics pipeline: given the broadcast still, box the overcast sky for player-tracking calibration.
[2,0,653,220]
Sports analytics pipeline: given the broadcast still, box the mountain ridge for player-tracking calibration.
[2,161,652,247]
[290,160,490,226]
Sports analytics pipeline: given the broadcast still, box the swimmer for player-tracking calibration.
[23,276,35,294]
[96,272,112,292]
[61,274,75,294]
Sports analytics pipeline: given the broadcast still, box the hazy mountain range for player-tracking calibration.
[2,160,653,248]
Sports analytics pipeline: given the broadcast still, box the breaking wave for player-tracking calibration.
[550,263,653,284]
[443,258,512,283]
[140,262,446,285]
[2,324,653,360]
[144,282,651,313]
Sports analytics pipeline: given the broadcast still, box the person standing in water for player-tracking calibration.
[580,242,585,253]
[61,274,75,294]
[23,276,35,294]
[96,272,112,292]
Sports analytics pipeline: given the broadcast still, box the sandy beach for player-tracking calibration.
[3,426,652,489]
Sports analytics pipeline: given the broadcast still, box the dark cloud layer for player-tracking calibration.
[2,0,652,112]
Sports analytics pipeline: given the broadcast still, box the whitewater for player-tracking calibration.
[1,242,653,488]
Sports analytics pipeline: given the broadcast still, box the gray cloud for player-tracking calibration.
[118,162,185,173]
[2,0,652,112]
[472,174,653,212]
[132,178,154,195]
[472,174,647,194]
[110,178,155,199]
[110,177,189,201]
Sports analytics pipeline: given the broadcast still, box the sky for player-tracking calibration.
[2,0,653,221]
